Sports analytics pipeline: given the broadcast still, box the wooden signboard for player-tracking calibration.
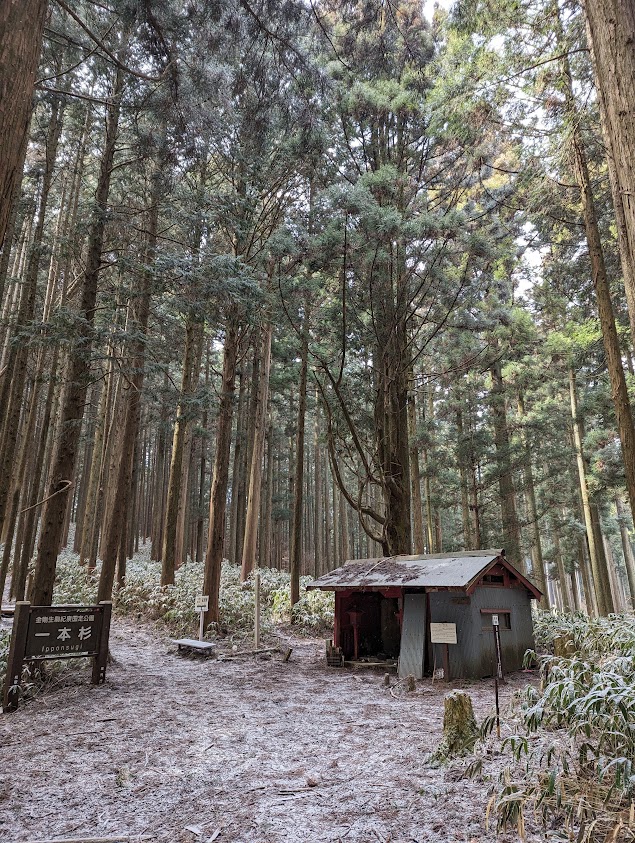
[195,595,209,612]
[430,622,457,683]
[430,622,457,645]
[3,601,112,712]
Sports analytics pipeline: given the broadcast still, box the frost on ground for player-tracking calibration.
[0,619,541,843]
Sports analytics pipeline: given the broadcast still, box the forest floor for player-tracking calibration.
[0,618,546,843]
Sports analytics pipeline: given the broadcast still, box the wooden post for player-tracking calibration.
[91,600,112,685]
[3,600,30,712]
[254,569,260,649]
[442,642,450,682]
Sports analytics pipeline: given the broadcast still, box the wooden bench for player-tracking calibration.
[172,638,216,656]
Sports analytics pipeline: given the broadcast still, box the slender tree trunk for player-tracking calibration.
[569,368,613,615]
[455,404,473,551]
[615,494,635,610]
[551,518,571,611]
[313,394,323,577]
[195,349,210,566]
[408,371,425,554]
[227,367,245,565]
[161,315,203,585]
[241,320,273,581]
[517,390,547,602]
[150,373,169,561]
[260,420,274,569]
[602,531,625,612]
[422,387,435,553]
[489,358,523,568]
[290,311,309,606]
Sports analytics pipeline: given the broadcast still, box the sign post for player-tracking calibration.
[430,622,457,682]
[492,614,503,738]
[3,601,112,712]
[195,595,209,642]
[254,570,261,649]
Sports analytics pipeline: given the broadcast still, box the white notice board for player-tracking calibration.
[430,622,457,645]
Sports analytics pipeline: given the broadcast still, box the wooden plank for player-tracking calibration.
[92,601,112,685]
[173,639,215,651]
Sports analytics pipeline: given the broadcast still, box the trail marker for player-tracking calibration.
[3,601,112,712]
[195,595,209,641]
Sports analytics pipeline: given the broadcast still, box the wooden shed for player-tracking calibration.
[307,549,542,680]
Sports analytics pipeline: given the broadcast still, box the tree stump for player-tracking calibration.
[553,633,574,658]
[432,690,478,761]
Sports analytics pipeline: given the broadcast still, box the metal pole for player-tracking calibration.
[492,614,502,738]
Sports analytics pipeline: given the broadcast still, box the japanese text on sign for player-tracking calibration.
[25,607,103,659]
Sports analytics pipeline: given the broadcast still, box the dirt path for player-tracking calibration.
[0,619,540,843]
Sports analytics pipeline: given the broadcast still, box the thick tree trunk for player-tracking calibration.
[203,320,239,627]
[0,0,47,249]
[582,0,635,340]
[30,60,125,606]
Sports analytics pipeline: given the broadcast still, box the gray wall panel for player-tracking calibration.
[398,592,427,679]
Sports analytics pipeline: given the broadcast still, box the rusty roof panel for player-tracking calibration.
[306,549,506,590]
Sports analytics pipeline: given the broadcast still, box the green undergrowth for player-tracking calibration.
[50,548,334,638]
[489,612,635,842]
[1,547,333,705]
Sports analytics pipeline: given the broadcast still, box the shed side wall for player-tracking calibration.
[429,587,534,679]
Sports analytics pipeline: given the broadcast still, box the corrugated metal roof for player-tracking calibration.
[306,549,507,590]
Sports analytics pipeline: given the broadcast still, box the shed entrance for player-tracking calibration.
[337,591,401,661]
